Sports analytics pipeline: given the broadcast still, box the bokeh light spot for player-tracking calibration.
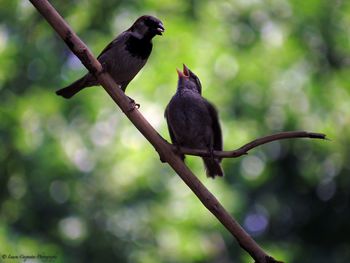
[241,155,265,180]
[59,216,87,242]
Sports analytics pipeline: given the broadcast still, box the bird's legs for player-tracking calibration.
[100,63,140,111]
[127,96,140,111]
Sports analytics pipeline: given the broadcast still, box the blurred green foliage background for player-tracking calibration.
[1,0,350,262]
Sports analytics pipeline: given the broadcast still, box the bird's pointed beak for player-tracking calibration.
[156,23,165,35]
[177,68,186,78]
[183,64,190,77]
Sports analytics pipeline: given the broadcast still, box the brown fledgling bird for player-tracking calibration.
[56,15,164,98]
[165,65,224,178]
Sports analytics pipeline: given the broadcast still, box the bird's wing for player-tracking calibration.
[204,99,223,152]
[164,106,178,145]
[97,32,127,60]
[165,105,185,160]
[97,40,115,60]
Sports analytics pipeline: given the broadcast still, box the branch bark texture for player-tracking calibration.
[27,1,325,262]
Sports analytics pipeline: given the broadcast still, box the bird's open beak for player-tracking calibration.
[183,64,190,77]
[156,23,165,35]
[177,68,187,78]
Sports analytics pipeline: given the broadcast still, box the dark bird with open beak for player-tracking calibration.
[165,65,224,178]
[56,15,164,99]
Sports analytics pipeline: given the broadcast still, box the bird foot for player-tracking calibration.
[127,96,140,112]
[101,62,108,73]
[172,144,185,161]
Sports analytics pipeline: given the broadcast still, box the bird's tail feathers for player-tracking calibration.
[203,157,224,178]
[56,74,95,99]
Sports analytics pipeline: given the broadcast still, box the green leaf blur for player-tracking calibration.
[1,0,350,262]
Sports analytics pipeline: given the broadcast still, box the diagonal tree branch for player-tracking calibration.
[179,131,326,158]
[27,1,327,262]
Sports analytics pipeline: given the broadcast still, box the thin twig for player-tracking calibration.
[179,131,326,158]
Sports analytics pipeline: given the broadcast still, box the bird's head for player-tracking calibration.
[183,64,202,94]
[177,64,202,94]
[130,15,165,39]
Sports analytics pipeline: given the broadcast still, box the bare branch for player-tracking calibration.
[179,131,327,158]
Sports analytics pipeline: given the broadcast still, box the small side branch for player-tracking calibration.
[179,131,327,158]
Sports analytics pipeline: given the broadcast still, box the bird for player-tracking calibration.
[164,64,224,178]
[56,15,165,99]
